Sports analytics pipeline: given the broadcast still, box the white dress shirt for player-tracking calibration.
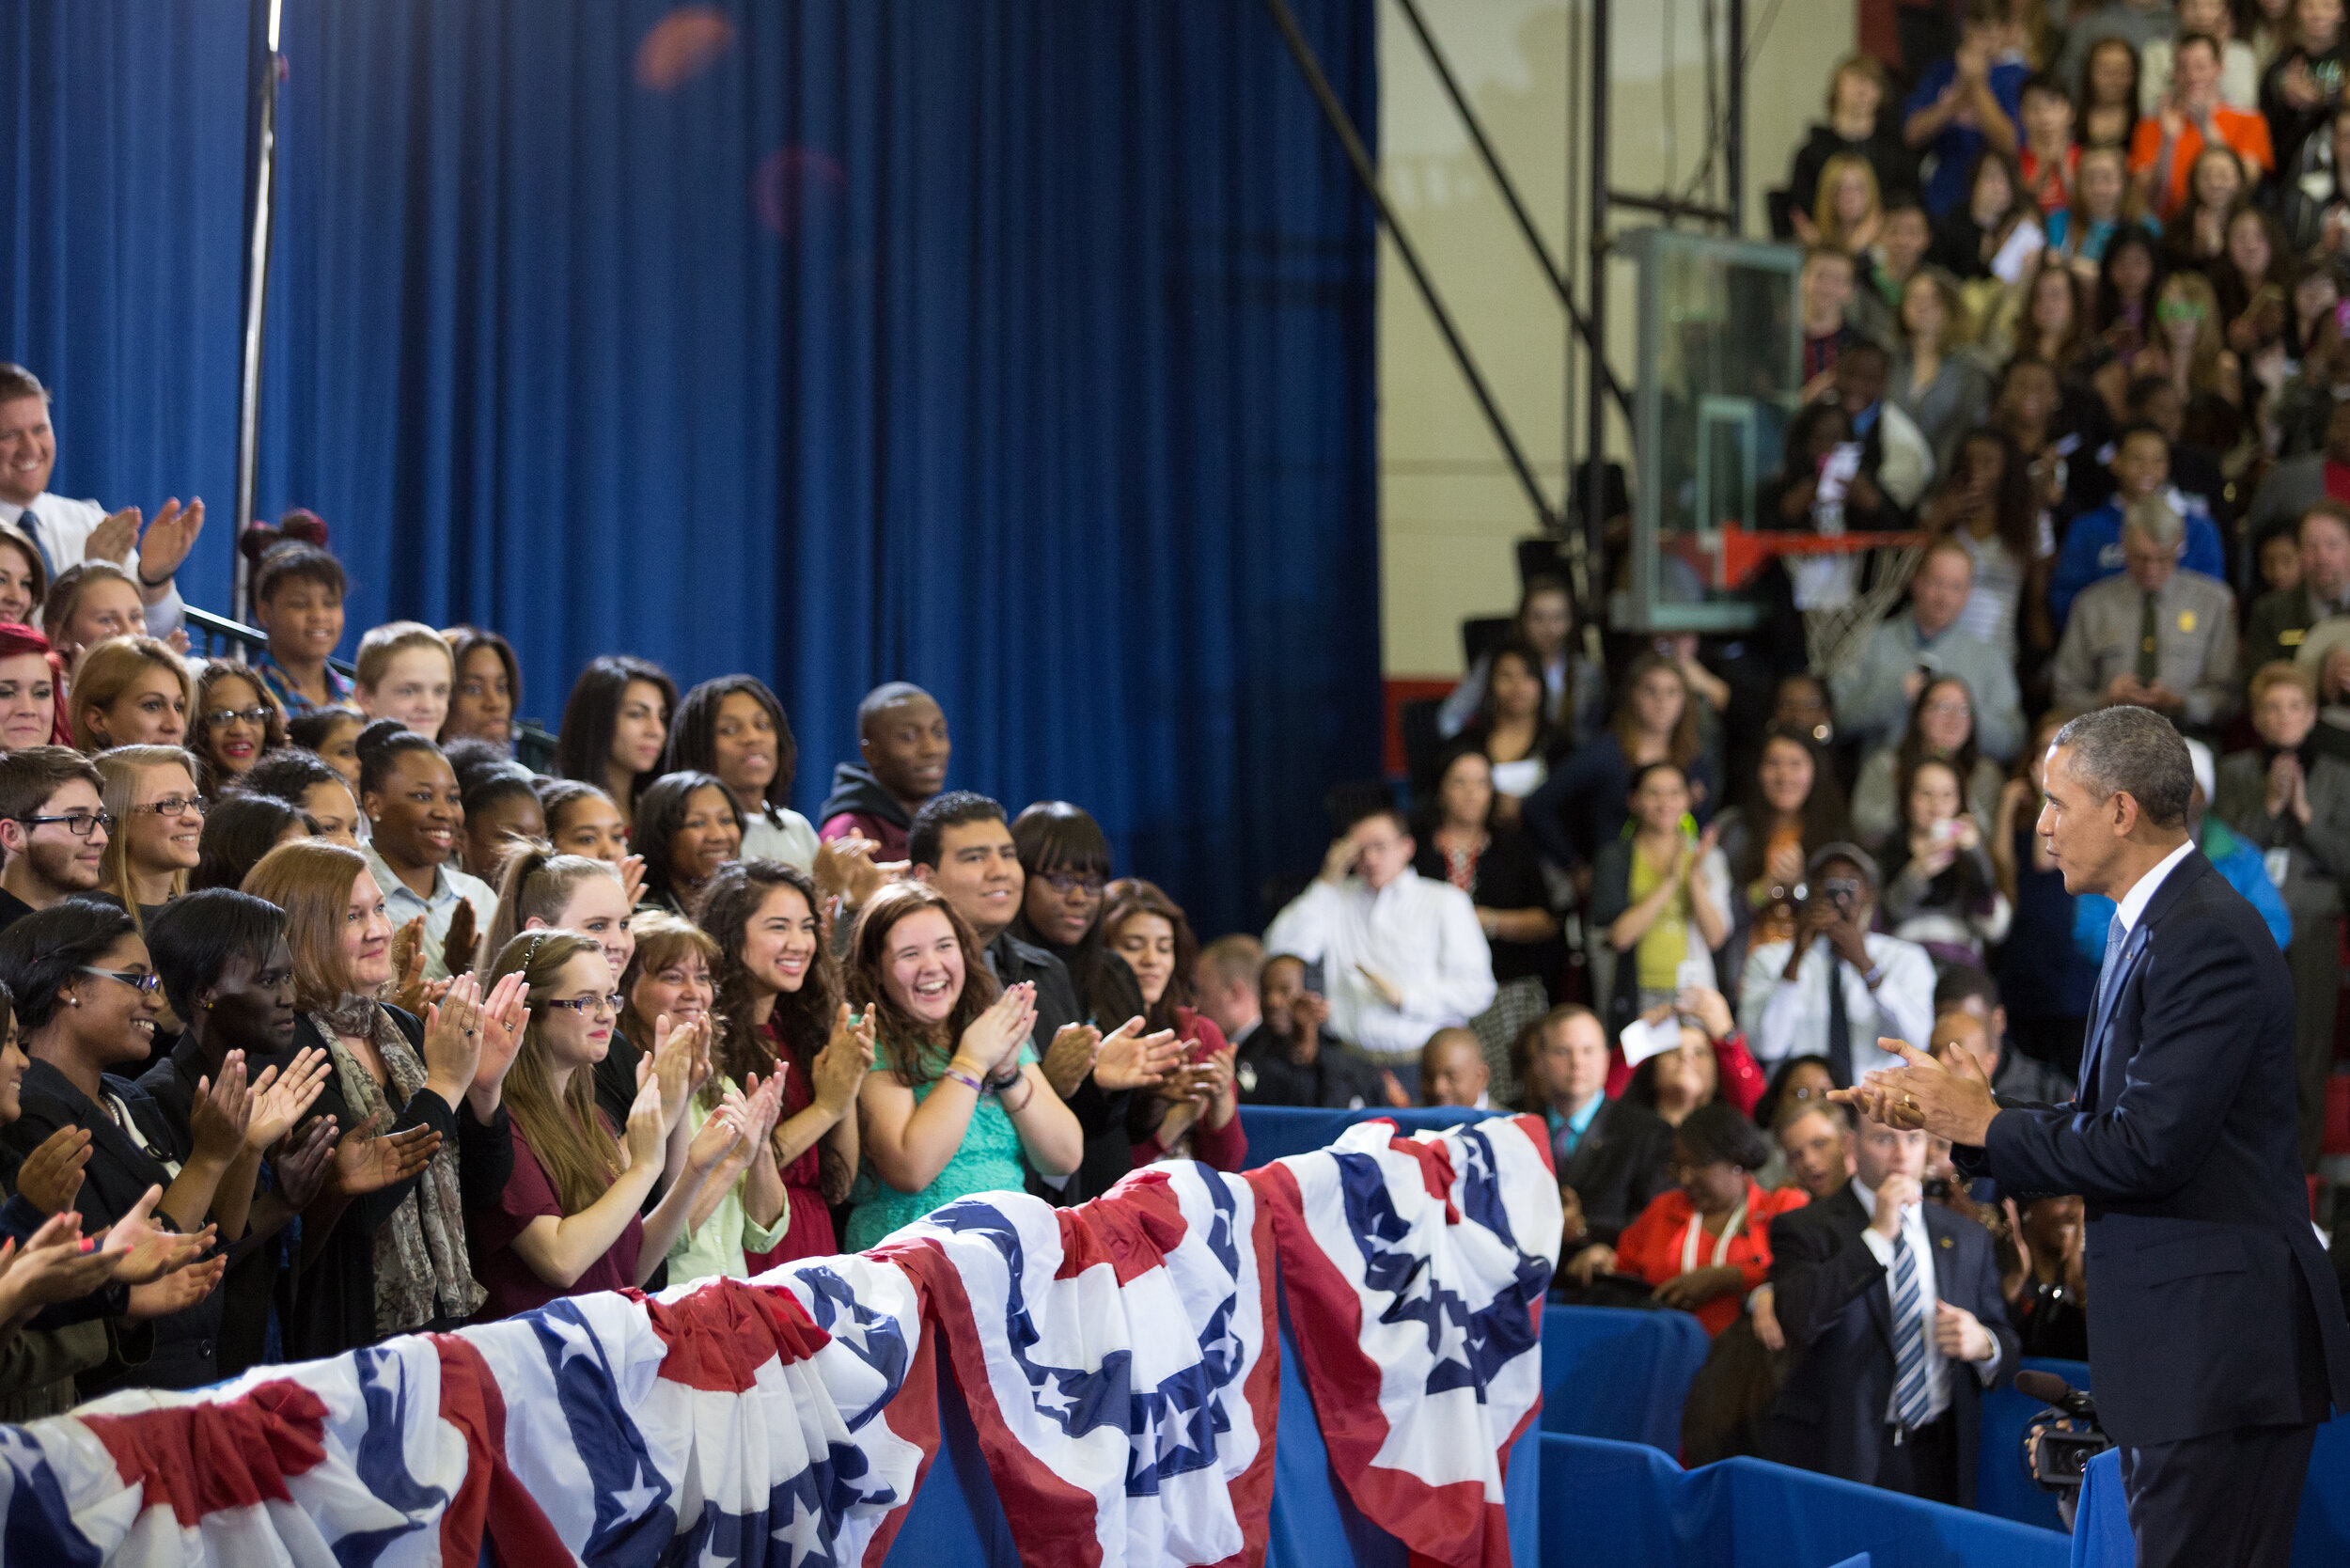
[1737,931,1937,1078]
[365,845,497,981]
[2113,837,2197,939]
[740,806,820,871]
[0,493,186,637]
[1850,1176,2001,1422]
[1262,870,1496,1060]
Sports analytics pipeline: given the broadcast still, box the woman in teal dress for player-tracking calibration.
[842,883,1084,1248]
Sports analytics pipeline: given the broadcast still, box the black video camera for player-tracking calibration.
[2017,1370,2112,1529]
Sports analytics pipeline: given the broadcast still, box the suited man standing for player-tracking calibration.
[1517,1005,1674,1281]
[1853,704,2350,1567]
[1765,1117,2015,1504]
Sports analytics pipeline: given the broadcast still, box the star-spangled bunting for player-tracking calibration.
[0,1116,1555,1568]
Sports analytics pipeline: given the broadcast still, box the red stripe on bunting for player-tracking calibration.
[638,1278,835,1393]
[1055,1167,1193,1285]
[80,1378,329,1527]
[1198,1175,1282,1568]
[431,1332,573,1568]
[1247,1159,1512,1568]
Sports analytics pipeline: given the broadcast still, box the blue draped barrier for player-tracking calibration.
[2073,1415,2350,1567]
[1538,1305,1714,1453]
[1237,1105,1511,1167]
[1540,1433,2069,1568]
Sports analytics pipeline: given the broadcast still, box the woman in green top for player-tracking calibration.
[843,883,1083,1248]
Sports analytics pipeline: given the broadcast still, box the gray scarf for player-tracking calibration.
[316,1000,484,1333]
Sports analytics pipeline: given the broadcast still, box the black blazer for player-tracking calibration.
[1766,1185,2018,1506]
[1958,850,2350,1445]
[1557,1096,1674,1247]
[1,1059,224,1394]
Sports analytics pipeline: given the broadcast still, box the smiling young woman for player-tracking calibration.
[39,563,147,667]
[0,525,48,629]
[0,624,68,750]
[232,747,362,852]
[94,745,205,933]
[190,662,288,798]
[663,677,819,871]
[68,636,191,753]
[554,655,678,822]
[632,771,744,917]
[352,721,496,980]
[438,627,521,752]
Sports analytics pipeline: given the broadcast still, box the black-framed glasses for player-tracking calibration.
[540,992,622,1017]
[1040,871,1105,897]
[77,965,160,996]
[126,795,207,819]
[20,811,112,838]
[201,706,273,729]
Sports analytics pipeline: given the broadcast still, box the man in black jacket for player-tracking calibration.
[1852,705,2350,1566]
[1233,953,1392,1109]
[1766,1117,2016,1505]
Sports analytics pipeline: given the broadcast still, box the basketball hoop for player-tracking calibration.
[1683,526,1930,678]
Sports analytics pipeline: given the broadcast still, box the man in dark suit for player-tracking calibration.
[1765,1117,2016,1505]
[1849,704,2350,1567]
[1518,1005,1674,1282]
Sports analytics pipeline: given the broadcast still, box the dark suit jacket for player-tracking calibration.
[1957,850,2350,1445]
[2244,583,2339,682]
[1766,1185,2018,1505]
[1558,1096,1674,1247]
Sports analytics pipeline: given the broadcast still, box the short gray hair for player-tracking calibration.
[2051,706,2193,828]
[2123,494,2184,552]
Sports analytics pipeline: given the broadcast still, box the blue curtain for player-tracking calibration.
[0,0,1379,939]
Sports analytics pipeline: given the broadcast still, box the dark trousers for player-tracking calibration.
[2284,915,2341,1170]
[2121,1422,2319,1568]
[1876,1408,1960,1506]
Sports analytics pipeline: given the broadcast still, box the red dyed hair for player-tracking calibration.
[0,623,76,746]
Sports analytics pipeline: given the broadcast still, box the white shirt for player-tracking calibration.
[740,806,820,871]
[2113,837,2197,939]
[1851,1176,2001,1422]
[1262,870,1496,1059]
[365,845,497,981]
[1738,931,1936,1078]
[0,493,186,638]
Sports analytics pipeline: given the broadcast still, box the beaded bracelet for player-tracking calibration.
[942,1067,987,1094]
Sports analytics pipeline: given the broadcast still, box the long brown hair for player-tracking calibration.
[1100,878,1198,1034]
[847,882,1000,1089]
[489,931,619,1216]
[1609,652,1702,771]
[701,859,840,1091]
[478,842,620,975]
[243,838,370,1009]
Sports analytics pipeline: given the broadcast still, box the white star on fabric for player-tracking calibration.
[1031,1375,1076,1419]
[541,1310,601,1370]
[611,1462,659,1524]
[824,1309,873,1357]
[771,1488,828,1568]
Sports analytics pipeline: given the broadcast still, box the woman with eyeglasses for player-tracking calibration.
[475,847,642,1129]
[241,839,524,1357]
[67,636,191,752]
[0,898,294,1390]
[189,662,287,798]
[469,929,744,1319]
[1006,801,1150,1200]
[94,745,205,935]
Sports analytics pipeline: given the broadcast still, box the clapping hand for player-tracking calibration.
[14,1126,91,1215]
[442,902,478,979]
[133,497,204,587]
[190,1053,256,1166]
[420,971,492,1101]
[960,982,1039,1078]
[244,1048,333,1155]
[0,1216,116,1324]
[387,917,431,1016]
[811,1004,876,1117]
[328,1111,442,1197]
[270,1114,340,1210]
[466,969,533,1104]
[1089,1017,1182,1093]
[96,1184,214,1286]
[618,854,648,911]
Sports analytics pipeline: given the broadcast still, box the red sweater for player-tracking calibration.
[1606,1030,1766,1117]
[1131,1010,1247,1171]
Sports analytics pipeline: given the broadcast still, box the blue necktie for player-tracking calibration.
[2083,913,2126,1077]
[15,509,54,579]
[1890,1225,1933,1430]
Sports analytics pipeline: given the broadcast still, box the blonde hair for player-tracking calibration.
[2157,271,2231,396]
[354,621,453,693]
[242,838,370,1009]
[95,745,200,926]
[1813,153,1883,253]
[478,841,623,974]
[69,636,194,752]
[490,931,620,1217]
[40,562,137,651]
[2250,660,2319,707]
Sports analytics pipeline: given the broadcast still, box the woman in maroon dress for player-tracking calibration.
[700,859,874,1264]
